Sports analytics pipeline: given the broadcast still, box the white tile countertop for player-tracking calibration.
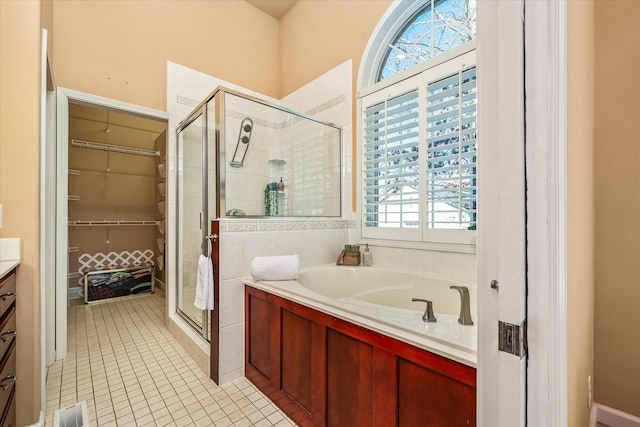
[0,238,21,280]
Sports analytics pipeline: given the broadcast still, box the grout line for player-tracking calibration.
[44,293,296,427]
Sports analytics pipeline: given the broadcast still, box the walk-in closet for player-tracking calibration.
[66,104,167,304]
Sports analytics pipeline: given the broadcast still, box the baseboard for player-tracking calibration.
[154,277,166,292]
[591,403,640,427]
[67,286,83,300]
[25,410,44,427]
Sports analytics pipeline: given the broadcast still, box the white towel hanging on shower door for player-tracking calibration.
[194,241,214,310]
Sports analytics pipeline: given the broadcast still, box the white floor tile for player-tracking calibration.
[43,293,295,426]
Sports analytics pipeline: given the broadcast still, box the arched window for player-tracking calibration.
[376,0,476,82]
[358,0,477,247]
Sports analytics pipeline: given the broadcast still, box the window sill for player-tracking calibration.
[357,237,476,255]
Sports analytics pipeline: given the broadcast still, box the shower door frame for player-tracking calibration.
[175,94,220,340]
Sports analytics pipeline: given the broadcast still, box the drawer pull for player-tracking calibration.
[0,330,15,342]
[0,374,15,390]
[0,292,16,301]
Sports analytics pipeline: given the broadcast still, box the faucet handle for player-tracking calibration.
[411,298,437,323]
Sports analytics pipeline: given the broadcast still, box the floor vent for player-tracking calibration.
[53,401,89,427]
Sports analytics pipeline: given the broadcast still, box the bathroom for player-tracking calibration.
[1,0,639,426]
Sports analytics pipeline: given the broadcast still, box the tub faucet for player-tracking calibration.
[411,298,437,323]
[450,286,474,325]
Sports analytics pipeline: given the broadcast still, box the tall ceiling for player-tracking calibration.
[245,0,298,20]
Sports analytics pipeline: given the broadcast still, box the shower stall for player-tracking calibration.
[175,87,341,340]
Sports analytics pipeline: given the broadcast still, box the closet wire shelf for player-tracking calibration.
[71,139,160,157]
[68,220,160,227]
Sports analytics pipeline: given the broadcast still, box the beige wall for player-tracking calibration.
[52,0,280,111]
[567,2,595,426]
[279,0,391,97]
[594,0,640,418]
[0,1,43,424]
[279,0,391,209]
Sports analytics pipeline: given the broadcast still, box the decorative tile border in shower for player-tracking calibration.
[176,93,346,131]
[176,95,201,108]
[220,219,353,233]
[305,94,346,117]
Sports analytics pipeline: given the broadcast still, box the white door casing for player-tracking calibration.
[54,88,168,362]
[55,88,69,361]
[40,27,57,413]
[477,1,527,426]
[524,1,568,426]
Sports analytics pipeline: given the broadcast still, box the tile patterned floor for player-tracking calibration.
[44,292,295,427]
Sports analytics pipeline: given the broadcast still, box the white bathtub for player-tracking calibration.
[245,264,477,366]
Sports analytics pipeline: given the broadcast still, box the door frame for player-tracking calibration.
[476,1,527,425]
[477,0,569,425]
[40,28,56,415]
[54,88,168,360]
[524,1,568,425]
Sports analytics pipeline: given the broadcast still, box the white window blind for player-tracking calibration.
[360,48,476,245]
[363,88,420,232]
[426,66,477,230]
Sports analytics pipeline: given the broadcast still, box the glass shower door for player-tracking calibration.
[176,113,211,337]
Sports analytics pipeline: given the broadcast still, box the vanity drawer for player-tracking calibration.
[0,341,16,417]
[0,275,15,319]
[0,308,15,363]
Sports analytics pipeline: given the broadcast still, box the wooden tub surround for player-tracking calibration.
[244,285,476,427]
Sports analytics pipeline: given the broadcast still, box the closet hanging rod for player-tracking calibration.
[71,139,160,157]
[68,220,160,227]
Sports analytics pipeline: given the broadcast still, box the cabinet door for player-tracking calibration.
[247,293,272,379]
[398,357,476,427]
[281,309,312,412]
[326,329,374,427]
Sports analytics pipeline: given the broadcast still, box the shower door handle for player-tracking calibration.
[199,212,202,230]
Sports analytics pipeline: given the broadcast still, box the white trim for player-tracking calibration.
[40,27,54,413]
[477,0,527,425]
[25,410,45,427]
[60,88,168,121]
[524,1,568,425]
[590,403,640,427]
[357,0,426,91]
[359,41,477,99]
[55,88,168,363]
[55,89,68,361]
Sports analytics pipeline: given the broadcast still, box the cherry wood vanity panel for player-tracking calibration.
[245,285,476,427]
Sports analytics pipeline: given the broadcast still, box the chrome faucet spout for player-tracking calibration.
[450,286,474,325]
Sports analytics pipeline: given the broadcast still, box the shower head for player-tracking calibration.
[230,117,254,168]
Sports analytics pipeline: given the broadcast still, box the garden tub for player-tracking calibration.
[244,264,477,366]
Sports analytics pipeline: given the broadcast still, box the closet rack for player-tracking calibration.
[68,220,160,227]
[71,139,160,157]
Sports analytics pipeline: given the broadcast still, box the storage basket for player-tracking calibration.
[336,250,361,266]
